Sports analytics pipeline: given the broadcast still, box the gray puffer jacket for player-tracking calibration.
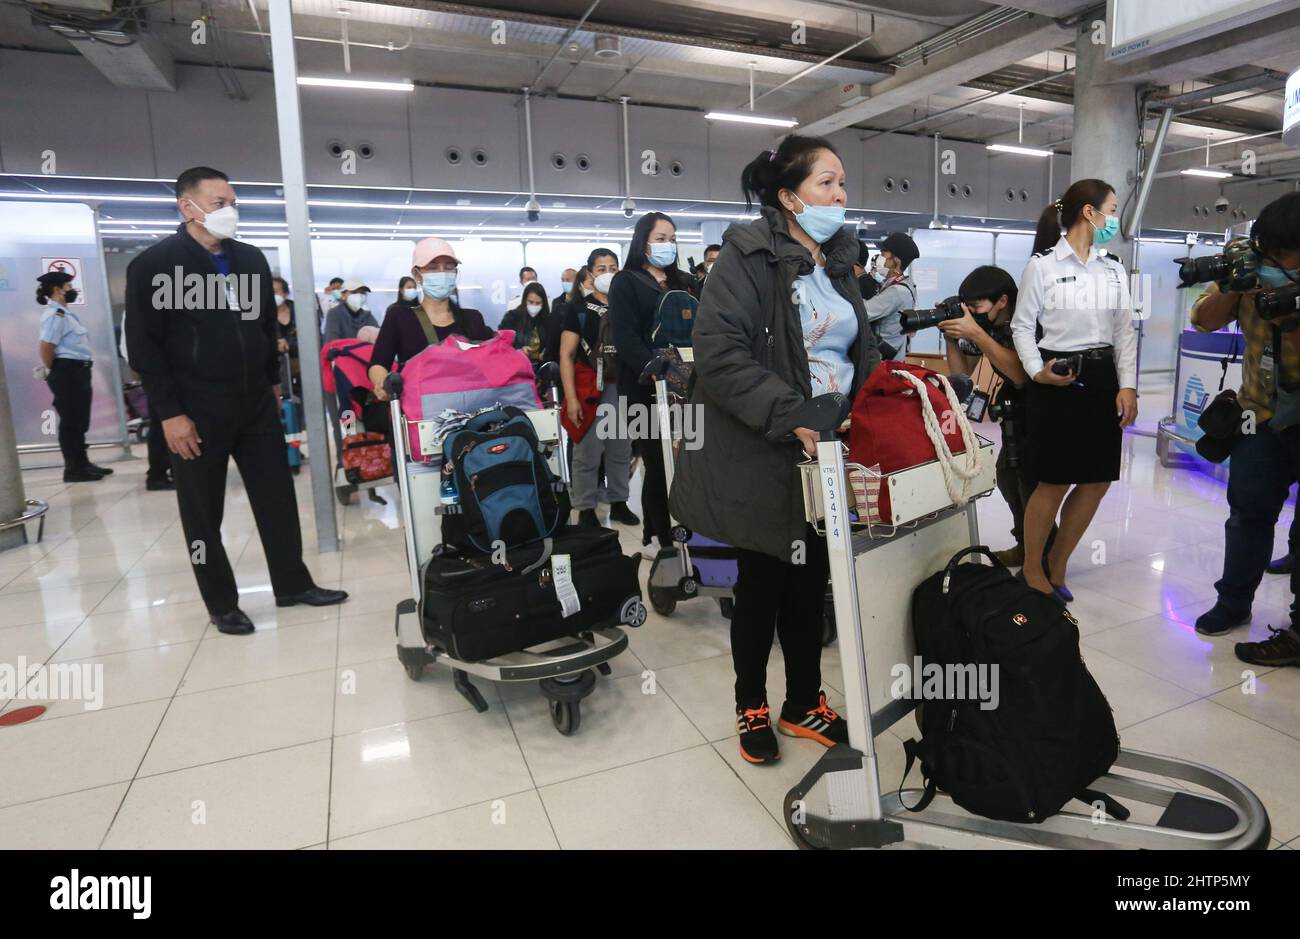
[670,207,880,560]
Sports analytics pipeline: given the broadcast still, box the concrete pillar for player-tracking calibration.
[0,335,29,552]
[1070,17,1142,268]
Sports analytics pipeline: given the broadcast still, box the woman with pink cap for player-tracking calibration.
[368,237,493,400]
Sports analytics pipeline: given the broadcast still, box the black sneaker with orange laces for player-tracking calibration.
[778,691,849,747]
[1235,625,1300,668]
[736,702,780,764]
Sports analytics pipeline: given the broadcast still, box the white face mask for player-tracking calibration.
[345,293,367,312]
[273,293,286,304]
[525,302,543,315]
[189,200,239,240]
[593,272,615,295]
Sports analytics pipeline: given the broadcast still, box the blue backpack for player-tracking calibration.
[651,289,698,349]
[442,407,561,553]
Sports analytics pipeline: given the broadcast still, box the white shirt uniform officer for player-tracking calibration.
[37,270,114,481]
[1012,236,1139,388]
[1011,236,1138,487]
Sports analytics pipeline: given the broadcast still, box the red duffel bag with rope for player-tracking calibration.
[848,362,983,525]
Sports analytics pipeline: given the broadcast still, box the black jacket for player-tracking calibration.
[608,266,694,404]
[669,208,880,559]
[125,224,279,420]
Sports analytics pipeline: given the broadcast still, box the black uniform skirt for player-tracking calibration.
[1025,348,1122,485]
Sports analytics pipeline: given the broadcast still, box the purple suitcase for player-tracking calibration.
[686,533,738,589]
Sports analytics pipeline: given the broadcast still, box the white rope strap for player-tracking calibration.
[889,369,983,506]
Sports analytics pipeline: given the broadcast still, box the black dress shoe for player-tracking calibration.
[609,502,640,526]
[577,509,600,528]
[83,462,115,476]
[63,468,103,483]
[275,586,349,608]
[210,608,255,635]
[146,476,176,491]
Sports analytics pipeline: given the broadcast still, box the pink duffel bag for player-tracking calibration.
[397,330,541,460]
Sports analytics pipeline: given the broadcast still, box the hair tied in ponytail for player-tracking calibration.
[1054,200,1064,212]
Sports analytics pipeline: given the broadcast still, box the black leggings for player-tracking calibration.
[731,525,829,711]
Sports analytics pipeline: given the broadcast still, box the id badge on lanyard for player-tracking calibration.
[596,355,604,391]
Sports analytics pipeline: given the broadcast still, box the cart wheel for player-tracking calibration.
[718,597,735,620]
[649,586,676,616]
[550,699,581,735]
[596,662,612,676]
[397,646,429,682]
[335,486,353,506]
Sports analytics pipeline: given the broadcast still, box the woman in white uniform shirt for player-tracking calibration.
[1011,178,1138,602]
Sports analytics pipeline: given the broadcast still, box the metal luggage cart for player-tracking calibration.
[785,419,1270,850]
[386,367,642,736]
[639,353,738,619]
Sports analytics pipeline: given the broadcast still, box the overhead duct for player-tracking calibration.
[38,10,176,92]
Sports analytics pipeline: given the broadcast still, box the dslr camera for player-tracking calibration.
[900,295,964,333]
[1175,237,1260,292]
[1257,282,1300,322]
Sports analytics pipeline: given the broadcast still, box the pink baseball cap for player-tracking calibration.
[412,237,459,268]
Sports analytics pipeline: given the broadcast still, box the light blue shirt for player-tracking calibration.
[796,265,857,395]
[38,301,94,361]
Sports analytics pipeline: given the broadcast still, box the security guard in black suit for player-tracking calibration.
[37,271,114,482]
[125,166,348,636]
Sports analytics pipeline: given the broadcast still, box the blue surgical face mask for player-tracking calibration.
[422,272,457,300]
[648,242,677,268]
[560,281,573,294]
[1259,264,1300,288]
[1089,210,1120,245]
[792,194,847,244]
[401,287,420,302]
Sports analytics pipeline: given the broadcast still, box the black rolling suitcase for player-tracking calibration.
[420,527,644,662]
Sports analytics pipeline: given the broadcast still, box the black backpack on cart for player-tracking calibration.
[903,547,1127,825]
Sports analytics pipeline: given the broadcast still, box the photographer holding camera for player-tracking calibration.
[1188,192,1300,669]
[939,266,1051,568]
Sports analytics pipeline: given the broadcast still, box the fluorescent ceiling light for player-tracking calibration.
[1180,167,1233,179]
[705,111,798,128]
[948,225,1036,235]
[297,76,414,92]
[985,143,1053,157]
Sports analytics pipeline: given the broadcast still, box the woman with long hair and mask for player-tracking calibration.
[498,281,551,367]
[670,135,880,765]
[607,211,697,557]
[1011,178,1138,603]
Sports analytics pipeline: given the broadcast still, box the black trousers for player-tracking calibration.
[995,417,1057,557]
[47,360,92,468]
[732,526,829,710]
[169,387,314,615]
[146,400,170,481]
[634,435,672,546]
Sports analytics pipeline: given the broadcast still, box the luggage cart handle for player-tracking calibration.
[768,392,851,443]
[638,353,671,385]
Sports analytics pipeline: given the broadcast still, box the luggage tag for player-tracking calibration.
[551,553,581,618]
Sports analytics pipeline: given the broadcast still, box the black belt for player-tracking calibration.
[1039,345,1112,361]
[51,358,92,369]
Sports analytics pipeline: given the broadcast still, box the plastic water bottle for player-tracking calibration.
[440,467,459,505]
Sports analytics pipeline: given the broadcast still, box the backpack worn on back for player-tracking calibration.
[442,407,561,554]
[902,547,1126,825]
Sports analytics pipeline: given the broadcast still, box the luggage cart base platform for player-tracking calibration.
[788,433,1270,850]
